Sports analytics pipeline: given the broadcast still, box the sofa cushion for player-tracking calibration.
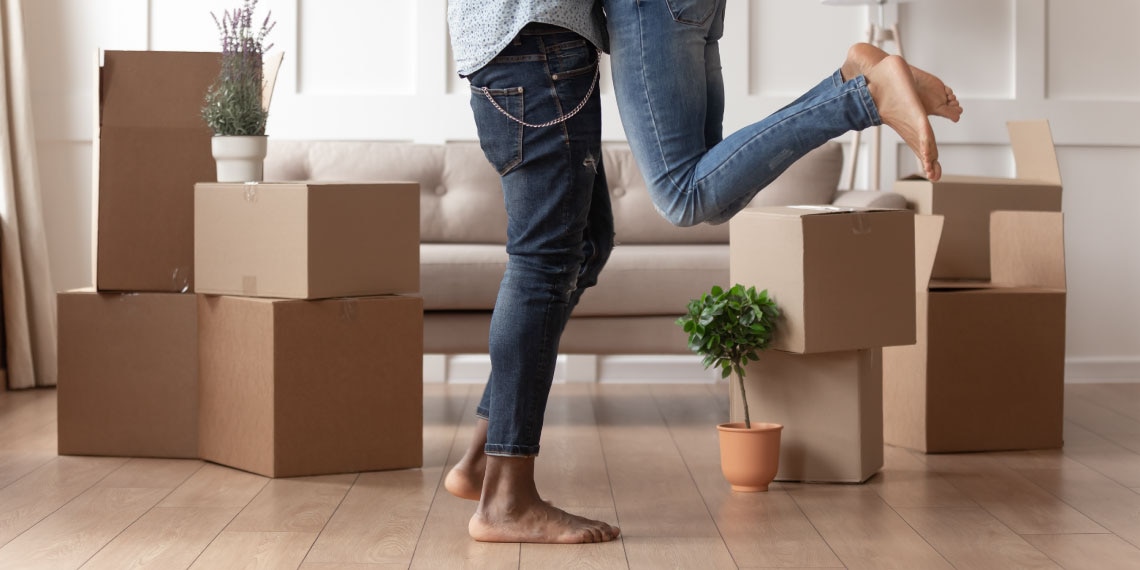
[267,140,847,248]
[421,243,728,316]
[265,140,511,243]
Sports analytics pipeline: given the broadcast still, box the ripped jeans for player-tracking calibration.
[466,24,614,456]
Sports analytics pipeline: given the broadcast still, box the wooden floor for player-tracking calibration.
[2,382,1140,569]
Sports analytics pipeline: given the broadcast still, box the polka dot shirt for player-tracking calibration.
[448,0,608,77]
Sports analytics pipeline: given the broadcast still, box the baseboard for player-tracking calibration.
[423,354,716,384]
[1065,357,1140,383]
[425,354,1140,384]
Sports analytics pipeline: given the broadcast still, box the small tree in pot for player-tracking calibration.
[677,284,782,491]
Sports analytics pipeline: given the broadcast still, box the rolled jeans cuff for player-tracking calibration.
[485,444,541,457]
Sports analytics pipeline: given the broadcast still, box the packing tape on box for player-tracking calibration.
[171,267,190,293]
[340,298,359,322]
[243,183,258,203]
[849,212,871,236]
[242,275,258,296]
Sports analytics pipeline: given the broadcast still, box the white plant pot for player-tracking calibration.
[212,135,268,182]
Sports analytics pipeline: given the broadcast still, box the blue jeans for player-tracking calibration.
[466,24,614,456]
[604,0,882,226]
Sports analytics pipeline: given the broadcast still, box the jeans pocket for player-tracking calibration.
[666,0,718,26]
[469,85,524,175]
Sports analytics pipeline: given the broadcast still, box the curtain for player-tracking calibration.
[0,0,55,389]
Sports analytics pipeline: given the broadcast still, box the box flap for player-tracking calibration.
[989,210,1066,289]
[262,51,284,112]
[101,51,220,129]
[914,215,944,291]
[782,204,897,215]
[1008,120,1061,186]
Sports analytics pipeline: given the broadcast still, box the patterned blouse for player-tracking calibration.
[447,0,608,77]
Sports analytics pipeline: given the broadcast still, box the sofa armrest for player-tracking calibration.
[831,189,908,209]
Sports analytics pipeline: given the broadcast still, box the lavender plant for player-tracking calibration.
[202,0,276,136]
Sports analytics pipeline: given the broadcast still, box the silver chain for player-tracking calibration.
[480,52,601,129]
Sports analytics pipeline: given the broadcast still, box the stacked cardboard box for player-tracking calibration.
[57,51,220,458]
[194,181,424,477]
[884,121,1066,453]
[59,52,427,478]
[729,206,916,483]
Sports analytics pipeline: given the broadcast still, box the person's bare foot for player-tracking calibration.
[469,456,621,544]
[865,55,941,181]
[445,418,488,501]
[445,458,485,501]
[842,43,962,123]
[910,64,962,122]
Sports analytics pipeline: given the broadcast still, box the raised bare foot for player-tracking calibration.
[445,459,484,501]
[843,43,962,122]
[910,65,962,122]
[469,500,621,544]
[865,55,941,181]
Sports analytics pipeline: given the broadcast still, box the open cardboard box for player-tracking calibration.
[93,51,219,292]
[730,206,915,354]
[883,212,1067,452]
[93,50,283,293]
[892,120,1063,281]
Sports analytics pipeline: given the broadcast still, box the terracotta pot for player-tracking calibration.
[717,421,783,492]
[212,135,268,182]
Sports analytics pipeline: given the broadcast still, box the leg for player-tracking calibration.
[604,0,952,225]
[446,158,613,504]
[456,24,619,544]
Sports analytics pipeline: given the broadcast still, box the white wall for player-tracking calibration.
[25,0,1140,381]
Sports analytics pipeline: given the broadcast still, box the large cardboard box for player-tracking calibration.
[729,206,916,354]
[198,294,424,477]
[94,51,220,292]
[892,121,1063,281]
[57,290,198,458]
[732,349,883,483]
[195,182,420,299]
[883,212,1066,452]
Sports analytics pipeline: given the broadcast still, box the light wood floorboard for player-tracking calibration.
[1,382,1140,568]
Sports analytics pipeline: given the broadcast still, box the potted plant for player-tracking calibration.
[202,0,275,182]
[677,284,782,492]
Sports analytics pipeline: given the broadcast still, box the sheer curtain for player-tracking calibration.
[0,0,56,389]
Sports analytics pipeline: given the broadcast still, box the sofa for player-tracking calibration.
[264,141,905,356]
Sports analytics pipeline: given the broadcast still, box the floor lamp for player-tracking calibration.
[822,0,907,191]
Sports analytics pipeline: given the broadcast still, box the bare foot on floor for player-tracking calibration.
[445,460,484,501]
[843,43,962,122]
[865,55,941,181]
[469,500,621,544]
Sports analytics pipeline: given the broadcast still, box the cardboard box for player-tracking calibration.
[883,212,1066,452]
[57,290,198,458]
[195,182,420,299]
[892,121,1063,280]
[731,349,883,483]
[729,206,916,354]
[94,51,220,292]
[198,294,424,477]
